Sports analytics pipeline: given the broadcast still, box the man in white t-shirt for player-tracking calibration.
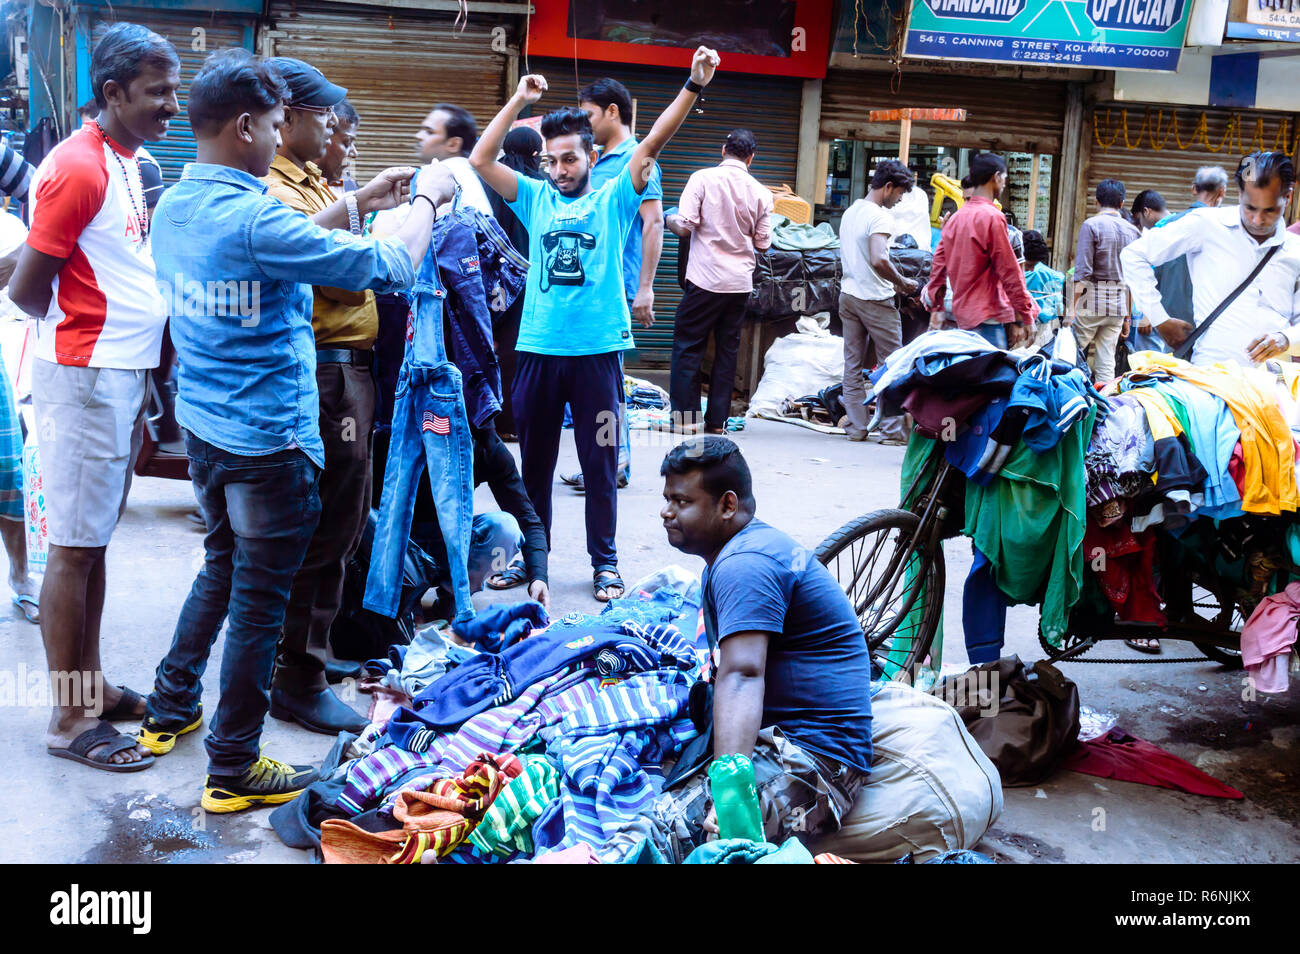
[414,102,494,216]
[838,159,918,444]
[8,22,180,771]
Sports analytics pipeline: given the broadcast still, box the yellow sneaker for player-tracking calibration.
[201,755,319,814]
[136,705,203,755]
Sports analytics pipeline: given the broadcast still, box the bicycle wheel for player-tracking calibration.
[816,509,945,676]
[1186,581,1245,669]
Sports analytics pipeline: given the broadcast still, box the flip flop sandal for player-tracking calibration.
[486,558,528,591]
[99,685,148,722]
[48,722,154,773]
[559,471,583,487]
[593,569,625,603]
[1124,638,1162,655]
[10,593,39,624]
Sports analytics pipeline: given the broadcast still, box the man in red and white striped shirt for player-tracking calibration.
[9,23,180,772]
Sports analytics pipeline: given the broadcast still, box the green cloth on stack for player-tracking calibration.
[964,406,1097,648]
[467,754,560,858]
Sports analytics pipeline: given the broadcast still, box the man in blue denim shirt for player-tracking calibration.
[137,49,456,813]
[472,48,720,603]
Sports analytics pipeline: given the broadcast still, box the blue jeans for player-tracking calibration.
[466,511,523,593]
[145,435,321,776]
[365,358,476,622]
[971,321,1008,349]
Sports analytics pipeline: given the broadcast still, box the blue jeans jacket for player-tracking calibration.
[364,250,477,622]
[431,202,528,427]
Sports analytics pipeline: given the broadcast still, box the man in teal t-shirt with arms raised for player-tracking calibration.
[471,47,720,603]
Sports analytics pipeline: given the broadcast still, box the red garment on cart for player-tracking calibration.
[1082,521,1166,625]
[1065,729,1243,799]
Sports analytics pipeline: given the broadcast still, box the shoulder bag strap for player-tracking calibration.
[1173,245,1281,361]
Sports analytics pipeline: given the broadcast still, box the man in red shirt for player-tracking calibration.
[924,152,1038,348]
[9,23,180,771]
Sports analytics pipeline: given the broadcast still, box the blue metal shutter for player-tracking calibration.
[533,58,802,367]
[91,8,256,183]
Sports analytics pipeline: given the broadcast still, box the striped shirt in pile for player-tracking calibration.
[535,668,698,853]
[467,754,560,858]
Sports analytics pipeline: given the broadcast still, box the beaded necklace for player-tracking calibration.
[95,119,149,246]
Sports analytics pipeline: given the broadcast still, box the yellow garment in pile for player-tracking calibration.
[1127,352,1298,515]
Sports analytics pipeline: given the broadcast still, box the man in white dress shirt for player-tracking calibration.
[1122,151,1300,367]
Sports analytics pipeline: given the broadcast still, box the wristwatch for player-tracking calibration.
[345,192,362,236]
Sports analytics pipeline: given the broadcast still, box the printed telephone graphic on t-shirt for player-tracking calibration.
[539,229,595,291]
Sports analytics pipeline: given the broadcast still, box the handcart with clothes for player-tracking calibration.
[817,328,1300,694]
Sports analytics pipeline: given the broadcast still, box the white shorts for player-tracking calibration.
[31,359,147,548]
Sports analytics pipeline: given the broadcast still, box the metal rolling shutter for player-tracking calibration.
[1085,103,1300,211]
[92,9,256,183]
[820,69,1068,154]
[534,58,802,367]
[267,2,513,181]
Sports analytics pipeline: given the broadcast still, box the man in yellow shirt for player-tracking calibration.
[260,57,414,733]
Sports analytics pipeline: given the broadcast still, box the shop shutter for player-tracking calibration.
[1085,102,1300,212]
[533,58,802,367]
[820,69,1068,154]
[267,2,513,181]
[90,8,256,183]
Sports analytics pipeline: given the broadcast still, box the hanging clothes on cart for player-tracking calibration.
[1127,353,1299,516]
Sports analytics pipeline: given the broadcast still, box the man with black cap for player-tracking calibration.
[258,57,422,734]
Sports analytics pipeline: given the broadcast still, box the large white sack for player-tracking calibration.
[809,679,1003,863]
[746,329,844,418]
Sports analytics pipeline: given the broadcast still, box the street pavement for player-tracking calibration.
[0,417,1296,863]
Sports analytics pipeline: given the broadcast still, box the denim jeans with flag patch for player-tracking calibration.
[364,269,477,622]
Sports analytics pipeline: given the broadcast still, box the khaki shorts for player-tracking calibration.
[31,359,147,548]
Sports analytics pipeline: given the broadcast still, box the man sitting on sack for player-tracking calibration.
[603,436,873,861]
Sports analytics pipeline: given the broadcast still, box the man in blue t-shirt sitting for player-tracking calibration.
[471,48,720,604]
[605,436,873,862]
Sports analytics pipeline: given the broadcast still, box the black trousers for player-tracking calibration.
[669,282,749,431]
[514,351,622,571]
[275,361,375,694]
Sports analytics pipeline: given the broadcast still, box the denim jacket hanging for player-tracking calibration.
[431,196,529,427]
[364,227,477,623]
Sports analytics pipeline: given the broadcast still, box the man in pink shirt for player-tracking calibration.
[1289,220,1300,236]
[665,129,772,433]
[924,152,1038,348]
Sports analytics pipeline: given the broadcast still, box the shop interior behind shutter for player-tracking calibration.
[820,70,1067,245]
[92,9,256,183]
[1085,102,1300,218]
[531,58,802,368]
[267,2,513,181]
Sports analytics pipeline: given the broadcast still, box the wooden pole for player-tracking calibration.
[899,109,913,164]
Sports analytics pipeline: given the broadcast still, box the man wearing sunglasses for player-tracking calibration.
[259,57,426,734]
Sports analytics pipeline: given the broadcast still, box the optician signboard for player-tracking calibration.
[903,0,1194,71]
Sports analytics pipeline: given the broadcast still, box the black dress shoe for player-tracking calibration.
[325,658,364,685]
[269,687,366,735]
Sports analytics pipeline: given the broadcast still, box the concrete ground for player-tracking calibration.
[0,416,1296,863]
